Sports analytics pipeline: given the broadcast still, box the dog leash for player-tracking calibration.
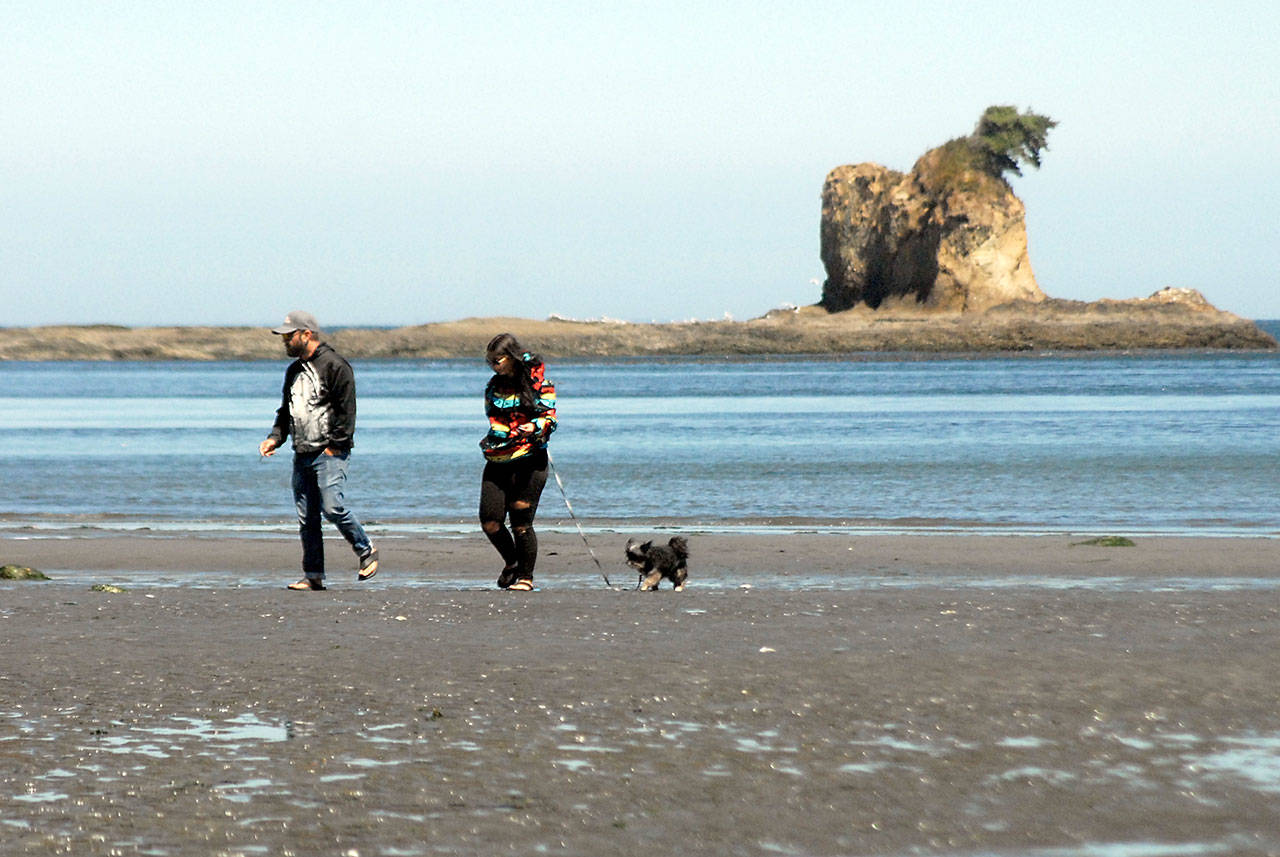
[547,452,612,588]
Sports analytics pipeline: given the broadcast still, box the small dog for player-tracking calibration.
[624,536,689,591]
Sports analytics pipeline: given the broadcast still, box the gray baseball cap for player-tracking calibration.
[271,311,320,335]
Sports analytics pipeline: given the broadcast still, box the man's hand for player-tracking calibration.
[260,438,279,457]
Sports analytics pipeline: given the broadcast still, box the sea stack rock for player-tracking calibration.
[820,145,1046,313]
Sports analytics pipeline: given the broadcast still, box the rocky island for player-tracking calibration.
[1,107,1273,360]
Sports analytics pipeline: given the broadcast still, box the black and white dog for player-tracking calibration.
[624,536,689,591]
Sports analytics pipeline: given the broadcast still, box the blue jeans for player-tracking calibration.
[292,450,371,579]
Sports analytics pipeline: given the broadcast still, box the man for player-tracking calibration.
[259,311,379,590]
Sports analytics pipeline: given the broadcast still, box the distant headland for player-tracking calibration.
[0,291,1272,361]
[2,106,1274,360]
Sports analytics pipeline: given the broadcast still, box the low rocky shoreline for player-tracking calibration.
[1,295,1273,361]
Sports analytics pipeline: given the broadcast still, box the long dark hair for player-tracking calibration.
[485,332,539,407]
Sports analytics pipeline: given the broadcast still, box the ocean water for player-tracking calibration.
[2,341,1279,536]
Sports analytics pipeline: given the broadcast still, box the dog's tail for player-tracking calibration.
[668,536,689,560]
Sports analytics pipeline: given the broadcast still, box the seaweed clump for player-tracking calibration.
[1,565,50,580]
[1072,536,1136,548]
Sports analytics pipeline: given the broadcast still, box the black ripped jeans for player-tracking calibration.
[479,448,548,583]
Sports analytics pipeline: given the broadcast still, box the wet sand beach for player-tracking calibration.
[4,532,1280,856]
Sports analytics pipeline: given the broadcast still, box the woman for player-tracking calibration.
[479,333,557,590]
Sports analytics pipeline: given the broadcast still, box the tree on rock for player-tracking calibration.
[970,105,1057,179]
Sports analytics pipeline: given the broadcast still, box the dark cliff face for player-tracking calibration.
[819,163,930,310]
[819,147,1046,313]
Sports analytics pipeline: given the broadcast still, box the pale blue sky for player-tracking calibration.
[4,0,1278,325]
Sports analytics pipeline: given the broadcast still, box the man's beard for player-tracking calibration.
[285,340,306,357]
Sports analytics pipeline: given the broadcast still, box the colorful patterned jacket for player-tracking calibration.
[480,354,557,463]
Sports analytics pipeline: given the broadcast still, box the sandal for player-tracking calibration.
[288,578,326,591]
[357,547,379,581]
[508,579,534,591]
[496,565,519,589]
